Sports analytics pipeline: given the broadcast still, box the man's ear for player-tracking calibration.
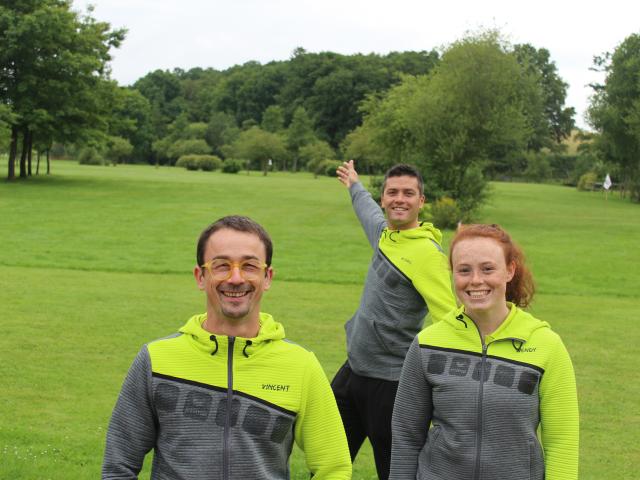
[194,265,206,290]
[263,266,274,291]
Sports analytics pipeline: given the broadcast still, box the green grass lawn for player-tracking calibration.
[1,160,638,479]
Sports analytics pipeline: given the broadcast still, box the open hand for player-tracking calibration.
[336,160,359,188]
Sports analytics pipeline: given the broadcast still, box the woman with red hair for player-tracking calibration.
[390,224,578,480]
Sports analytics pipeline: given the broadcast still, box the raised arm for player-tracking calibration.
[102,348,156,479]
[337,160,386,249]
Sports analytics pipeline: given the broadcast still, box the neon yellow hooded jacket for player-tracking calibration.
[103,312,351,480]
[390,304,579,480]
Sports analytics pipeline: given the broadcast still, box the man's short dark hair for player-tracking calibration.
[196,215,273,267]
[382,164,424,196]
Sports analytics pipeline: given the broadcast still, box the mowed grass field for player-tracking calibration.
[0,160,638,479]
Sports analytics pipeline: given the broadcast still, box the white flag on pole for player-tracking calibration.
[603,174,612,190]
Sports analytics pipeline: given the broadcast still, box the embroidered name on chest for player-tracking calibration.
[262,384,290,392]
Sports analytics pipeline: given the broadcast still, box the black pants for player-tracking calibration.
[331,361,399,480]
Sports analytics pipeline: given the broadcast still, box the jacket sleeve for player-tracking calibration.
[411,244,457,324]
[390,337,433,479]
[349,181,386,249]
[294,354,351,479]
[102,347,157,479]
[539,335,579,480]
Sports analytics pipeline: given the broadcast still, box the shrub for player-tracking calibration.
[368,176,384,203]
[568,151,610,186]
[424,197,461,230]
[176,155,222,171]
[77,147,104,166]
[577,171,598,191]
[197,155,222,171]
[299,141,335,171]
[105,136,134,165]
[176,155,199,171]
[308,158,339,177]
[316,159,342,177]
[222,159,243,174]
[167,139,211,162]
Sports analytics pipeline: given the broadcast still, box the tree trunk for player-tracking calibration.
[19,128,28,178]
[7,125,18,181]
[36,150,41,175]
[27,130,33,176]
[262,159,268,176]
[46,149,51,175]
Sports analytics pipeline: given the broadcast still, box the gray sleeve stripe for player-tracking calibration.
[151,372,297,417]
[429,238,444,253]
[420,344,546,374]
[379,249,413,284]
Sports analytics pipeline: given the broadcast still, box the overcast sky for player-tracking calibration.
[74,0,639,130]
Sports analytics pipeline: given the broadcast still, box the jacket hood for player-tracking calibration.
[179,312,285,356]
[382,221,443,245]
[449,303,550,344]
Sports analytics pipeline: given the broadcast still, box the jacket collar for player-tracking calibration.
[381,221,443,245]
[179,312,285,357]
[450,303,549,344]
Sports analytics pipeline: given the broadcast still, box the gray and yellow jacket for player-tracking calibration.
[390,304,579,480]
[346,182,457,380]
[103,313,351,480]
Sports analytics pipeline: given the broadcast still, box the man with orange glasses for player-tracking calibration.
[103,215,351,479]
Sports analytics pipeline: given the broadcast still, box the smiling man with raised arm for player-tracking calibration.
[331,161,457,480]
[103,215,351,480]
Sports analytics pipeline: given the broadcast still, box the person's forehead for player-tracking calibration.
[384,175,420,190]
[205,228,266,258]
[452,237,505,262]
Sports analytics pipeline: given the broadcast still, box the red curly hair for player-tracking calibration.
[449,224,535,308]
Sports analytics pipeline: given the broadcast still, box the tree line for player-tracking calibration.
[2,1,639,215]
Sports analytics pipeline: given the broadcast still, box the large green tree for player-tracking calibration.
[360,32,542,218]
[286,106,316,171]
[106,86,154,162]
[231,126,287,175]
[588,32,640,201]
[0,0,125,180]
[513,44,575,147]
[133,69,184,140]
[341,124,386,174]
[205,111,239,157]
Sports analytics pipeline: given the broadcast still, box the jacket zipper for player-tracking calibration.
[223,336,235,480]
[473,323,487,480]
[470,318,526,480]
